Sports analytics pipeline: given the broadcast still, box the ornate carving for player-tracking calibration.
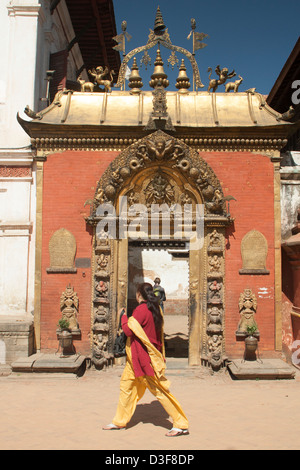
[175,59,191,94]
[237,288,259,336]
[92,333,111,368]
[208,280,223,303]
[47,228,77,273]
[225,75,243,93]
[207,65,236,92]
[208,254,223,276]
[88,66,115,93]
[208,229,222,251]
[114,7,204,89]
[205,227,225,369]
[95,280,109,300]
[92,232,113,368]
[95,254,110,277]
[87,132,231,371]
[77,75,95,92]
[60,284,79,331]
[207,334,223,368]
[144,172,175,206]
[128,57,143,94]
[95,230,110,252]
[240,230,269,274]
[0,166,31,177]
[207,306,223,333]
[87,130,226,221]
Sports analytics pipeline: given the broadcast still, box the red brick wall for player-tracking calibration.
[41,150,118,353]
[204,152,275,356]
[40,149,276,358]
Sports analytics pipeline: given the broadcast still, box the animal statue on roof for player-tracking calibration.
[88,66,115,93]
[77,75,95,92]
[225,75,243,93]
[207,65,236,92]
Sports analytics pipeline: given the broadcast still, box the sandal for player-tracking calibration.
[102,423,125,430]
[165,427,189,437]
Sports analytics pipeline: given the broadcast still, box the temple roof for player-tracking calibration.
[18,8,299,151]
[18,88,297,149]
[21,89,291,128]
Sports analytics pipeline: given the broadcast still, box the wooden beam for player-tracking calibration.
[90,0,109,66]
[50,0,62,14]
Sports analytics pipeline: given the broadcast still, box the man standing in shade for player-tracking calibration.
[153,277,166,313]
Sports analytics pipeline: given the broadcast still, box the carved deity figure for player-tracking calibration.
[144,173,175,206]
[207,65,236,92]
[60,284,79,330]
[93,333,111,368]
[146,137,174,160]
[95,254,110,276]
[95,229,110,251]
[207,334,223,368]
[95,280,109,299]
[88,66,115,93]
[208,255,222,273]
[237,288,258,334]
[207,306,223,333]
[208,280,222,302]
[209,230,222,249]
[94,305,109,324]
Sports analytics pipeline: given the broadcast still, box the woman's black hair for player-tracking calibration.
[137,282,163,333]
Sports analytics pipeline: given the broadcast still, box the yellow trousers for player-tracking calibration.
[112,360,189,429]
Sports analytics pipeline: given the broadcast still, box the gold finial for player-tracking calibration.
[149,47,169,89]
[175,59,191,94]
[128,57,143,94]
[154,6,166,33]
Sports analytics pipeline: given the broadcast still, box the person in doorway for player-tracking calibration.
[153,277,166,313]
[102,282,189,437]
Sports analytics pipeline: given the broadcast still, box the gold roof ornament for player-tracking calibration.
[187,18,209,54]
[175,59,191,94]
[149,47,169,89]
[128,57,143,94]
[153,6,166,33]
[17,6,298,150]
[114,6,205,90]
[112,20,131,57]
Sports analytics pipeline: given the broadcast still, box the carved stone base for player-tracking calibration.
[0,315,34,365]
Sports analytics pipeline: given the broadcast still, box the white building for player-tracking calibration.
[0,0,120,368]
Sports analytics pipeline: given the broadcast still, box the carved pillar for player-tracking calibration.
[204,224,226,369]
[92,231,113,368]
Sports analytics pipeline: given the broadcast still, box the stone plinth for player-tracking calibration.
[227,358,296,380]
[12,353,87,375]
[0,315,34,365]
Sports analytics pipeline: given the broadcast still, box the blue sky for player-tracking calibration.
[113,0,299,97]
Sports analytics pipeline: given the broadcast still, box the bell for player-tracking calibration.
[154,6,165,33]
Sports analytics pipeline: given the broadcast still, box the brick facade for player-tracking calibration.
[40,149,276,357]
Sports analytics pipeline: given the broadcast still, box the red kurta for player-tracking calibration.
[121,302,162,378]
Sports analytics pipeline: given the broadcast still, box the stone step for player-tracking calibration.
[227,358,296,380]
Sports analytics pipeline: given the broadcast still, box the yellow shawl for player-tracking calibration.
[126,315,171,391]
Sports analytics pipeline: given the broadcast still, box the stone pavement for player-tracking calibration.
[1,359,300,451]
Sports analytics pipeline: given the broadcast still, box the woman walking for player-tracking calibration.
[103,282,189,437]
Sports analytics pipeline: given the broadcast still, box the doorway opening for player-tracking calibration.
[128,240,189,359]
